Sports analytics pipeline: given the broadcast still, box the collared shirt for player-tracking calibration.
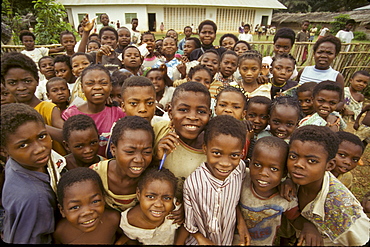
[2,158,57,244]
[183,160,246,245]
[300,171,370,246]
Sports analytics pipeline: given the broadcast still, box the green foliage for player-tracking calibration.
[353,31,367,41]
[2,0,29,44]
[330,14,350,36]
[33,0,76,44]
[277,0,369,13]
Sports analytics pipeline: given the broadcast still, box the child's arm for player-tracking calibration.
[46,125,64,144]
[78,14,95,53]
[49,46,65,54]
[155,131,180,161]
[167,201,185,225]
[236,206,251,245]
[290,215,323,246]
[174,225,190,245]
[354,104,370,130]
[51,107,64,129]
[279,177,297,202]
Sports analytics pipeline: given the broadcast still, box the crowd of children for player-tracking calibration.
[1,14,370,245]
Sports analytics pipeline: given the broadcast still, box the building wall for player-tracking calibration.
[66,5,274,33]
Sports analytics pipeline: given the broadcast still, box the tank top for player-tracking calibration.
[299,66,339,85]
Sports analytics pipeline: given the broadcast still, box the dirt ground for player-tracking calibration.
[344,120,370,217]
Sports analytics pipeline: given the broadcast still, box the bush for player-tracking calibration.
[331,14,350,36]
[353,31,367,41]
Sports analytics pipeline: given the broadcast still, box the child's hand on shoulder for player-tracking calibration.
[156,130,180,160]
[256,75,269,84]
[167,201,184,225]
[279,177,297,202]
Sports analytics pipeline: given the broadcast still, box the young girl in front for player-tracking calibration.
[119,46,143,76]
[62,64,126,157]
[269,96,300,142]
[54,167,123,244]
[236,50,272,99]
[118,166,181,245]
[89,116,154,212]
[270,53,298,99]
[146,65,174,115]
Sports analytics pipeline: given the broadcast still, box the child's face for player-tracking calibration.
[110,85,123,106]
[166,30,178,42]
[122,47,142,70]
[271,58,294,86]
[87,42,100,53]
[61,34,76,52]
[273,38,292,55]
[1,83,16,105]
[250,145,285,197]
[204,133,243,181]
[269,105,299,140]
[136,179,175,226]
[39,58,55,79]
[169,91,211,144]
[302,22,309,31]
[220,54,238,78]
[162,37,177,57]
[239,59,261,84]
[22,35,35,51]
[313,90,340,120]
[3,68,38,103]
[4,121,52,171]
[199,24,216,46]
[200,53,219,76]
[59,180,105,233]
[100,14,109,26]
[297,91,314,116]
[64,128,100,166]
[189,70,212,89]
[183,40,197,57]
[314,42,336,70]
[147,70,165,93]
[55,62,73,82]
[215,91,246,120]
[131,19,138,29]
[288,140,335,187]
[72,55,91,78]
[184,27,192,37]
[234,43,249,56]
[221,37,236,51]
[121,86,156,122]
[141,34,155,53]
[332,141,362,176]
[344,23,354,31]
[350,74,369,92]
[100,30,117,49]
[155,40,163,54]
[82,69,112,105]
[46,80,70,104]
[110,129,153,178]
[246,103,269,134]
[89,35,100,42]
[244,26,250,33]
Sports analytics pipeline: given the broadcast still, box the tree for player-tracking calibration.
[33,0,76,44]
[277,0,369,13]
[330,14,350,36]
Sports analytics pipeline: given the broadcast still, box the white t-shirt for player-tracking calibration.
[238,33,253,42]
[336,30,354,43]
[21,47,49,64]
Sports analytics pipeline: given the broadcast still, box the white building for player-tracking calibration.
[58,0,286,33]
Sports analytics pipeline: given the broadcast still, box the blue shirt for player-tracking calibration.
[2,158,57,244]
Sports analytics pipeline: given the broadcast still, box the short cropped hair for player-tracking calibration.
[99,26,118,40]
[1,52,39,83]
[346,19,356,25]
[38,56,54,68]
[121,76,155,95]
[336,131,365,154]
[71,52,94,64]
[186,37,201,49]
[352,70,370,79]
[221,50,238,61]
[171,81,211,106]
[46,77,68,93]
[60,30,76,42]
[290,125,339,161]
[246,96,272,112]
[233,40,252,51]
[273,27,296,46]
[204,115,246,147]
[19,30,35,42]
[270,96,301,118]
[1,103,44,147]
[111,116,154,146]
[57,167,105,206]
[81,64,111,83]
[198,20,217,33]
[62,114,98,142]
[137,166,178,193]
[187,64,213,81]
[54,54,72,70]
[219,33,238,47]
[297,81,316,94]
[312,80,343,99]
[313,35,341,55]
[112,70,131,87]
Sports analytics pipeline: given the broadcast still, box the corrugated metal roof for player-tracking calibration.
[58,0,286,9]
[354,4,370,10]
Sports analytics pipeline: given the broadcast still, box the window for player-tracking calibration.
[78,13,87,23]
[125,13,137,24]
[95,13,107,24]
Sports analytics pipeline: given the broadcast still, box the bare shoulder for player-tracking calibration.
[104,208,121,225]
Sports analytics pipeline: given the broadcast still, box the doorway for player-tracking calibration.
[261,16,268,26]
[148,13,156,32]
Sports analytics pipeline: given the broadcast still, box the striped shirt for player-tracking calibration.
[183,160,246,245]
